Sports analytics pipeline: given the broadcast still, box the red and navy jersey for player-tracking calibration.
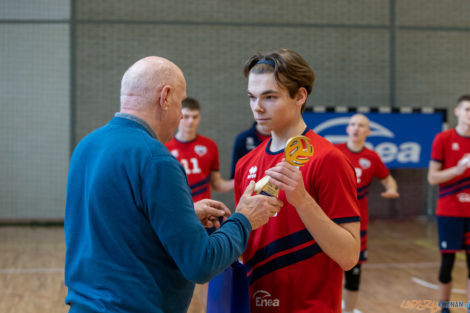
[235,129,360,313]
[165,135,220,202]
[431,128,470,217]
[336,143,389,231]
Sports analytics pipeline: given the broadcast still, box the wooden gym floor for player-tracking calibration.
[0,219,468,313]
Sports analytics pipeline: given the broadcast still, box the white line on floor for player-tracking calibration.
[365,262,440,269]
[412,277,466,294]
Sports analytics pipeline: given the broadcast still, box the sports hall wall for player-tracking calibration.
[1,0,469,221]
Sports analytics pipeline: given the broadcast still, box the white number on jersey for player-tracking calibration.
[355,167,363,184]
[181,158,202,175]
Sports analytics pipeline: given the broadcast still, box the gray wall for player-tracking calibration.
[0,0,70,220]
[1,0,469,220]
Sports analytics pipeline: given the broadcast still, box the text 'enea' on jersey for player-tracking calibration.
[253,290,280,307]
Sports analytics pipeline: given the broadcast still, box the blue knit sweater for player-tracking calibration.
[65,115,251,313]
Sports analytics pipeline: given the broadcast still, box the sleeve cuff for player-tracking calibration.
[229,212,252,233]
[332,216,361,224]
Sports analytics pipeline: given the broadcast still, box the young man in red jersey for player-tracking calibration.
[234,49,361,313]
[336,113,399,313]
[166,97,234,202]
[428,95,470,313]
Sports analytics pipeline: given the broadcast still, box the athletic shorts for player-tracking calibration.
[437,216,470,253]
[358,230,368,264]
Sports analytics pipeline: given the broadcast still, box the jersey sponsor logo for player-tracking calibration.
[170,149,179,158]
[359,157,371,169]
[312,117,420,165]
[452,142,460,151]
[194,145,207,156]
[457,193,470,202]
[247,166,257,179]
[253,290,280,307]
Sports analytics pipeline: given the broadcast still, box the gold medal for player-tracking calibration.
[284,136,314,167]
[254,135,314,197]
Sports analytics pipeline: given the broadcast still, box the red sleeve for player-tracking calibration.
[312,148,360,223]
[431,132,444,163]
[234,162,243,207]
[372,151,390,180]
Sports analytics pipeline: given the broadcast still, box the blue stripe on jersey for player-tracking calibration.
[245,216,360,284]
[357,184,370,200]
[248,243,322,285]
[431,158,443,163]
[360,230,367,238]
[357,191,369,200]
[439,183,470,198]
[332,216,361,224]
[245,229,313,270]
[357,183,371,193]
[439,177,470,192]
[245,216,359,272]
[189,175,211,190]
[191,187,208,197]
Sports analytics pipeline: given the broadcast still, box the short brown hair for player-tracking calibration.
[243,49,315,112]
[457,94,470,105]
[182,97,200,111]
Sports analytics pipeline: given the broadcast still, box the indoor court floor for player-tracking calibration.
[1,219,468,313]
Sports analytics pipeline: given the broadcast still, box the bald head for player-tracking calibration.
[120,56,185,110]
[119,56,187,143]
[346,113,371,147]
[349,114,370,128]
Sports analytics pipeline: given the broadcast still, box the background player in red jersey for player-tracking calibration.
[428,95,470,313]
[166,97,234,203]
[336,113,399,313]
[165,97,235,309]
[234,49,361,313]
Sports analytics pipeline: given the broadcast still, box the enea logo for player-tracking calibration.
[313,117,420,164]
[253,290,280,307]
[457,193,470,203]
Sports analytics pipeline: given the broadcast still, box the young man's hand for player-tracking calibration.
[265,159,308,208]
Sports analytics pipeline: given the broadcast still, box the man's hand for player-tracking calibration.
[235,181,283,230]
[380,190,400,199]
[194,199,231,229]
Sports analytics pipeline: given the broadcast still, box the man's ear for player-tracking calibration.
[159,85,171,110]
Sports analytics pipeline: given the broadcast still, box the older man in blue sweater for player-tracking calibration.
[64,56,283,313]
